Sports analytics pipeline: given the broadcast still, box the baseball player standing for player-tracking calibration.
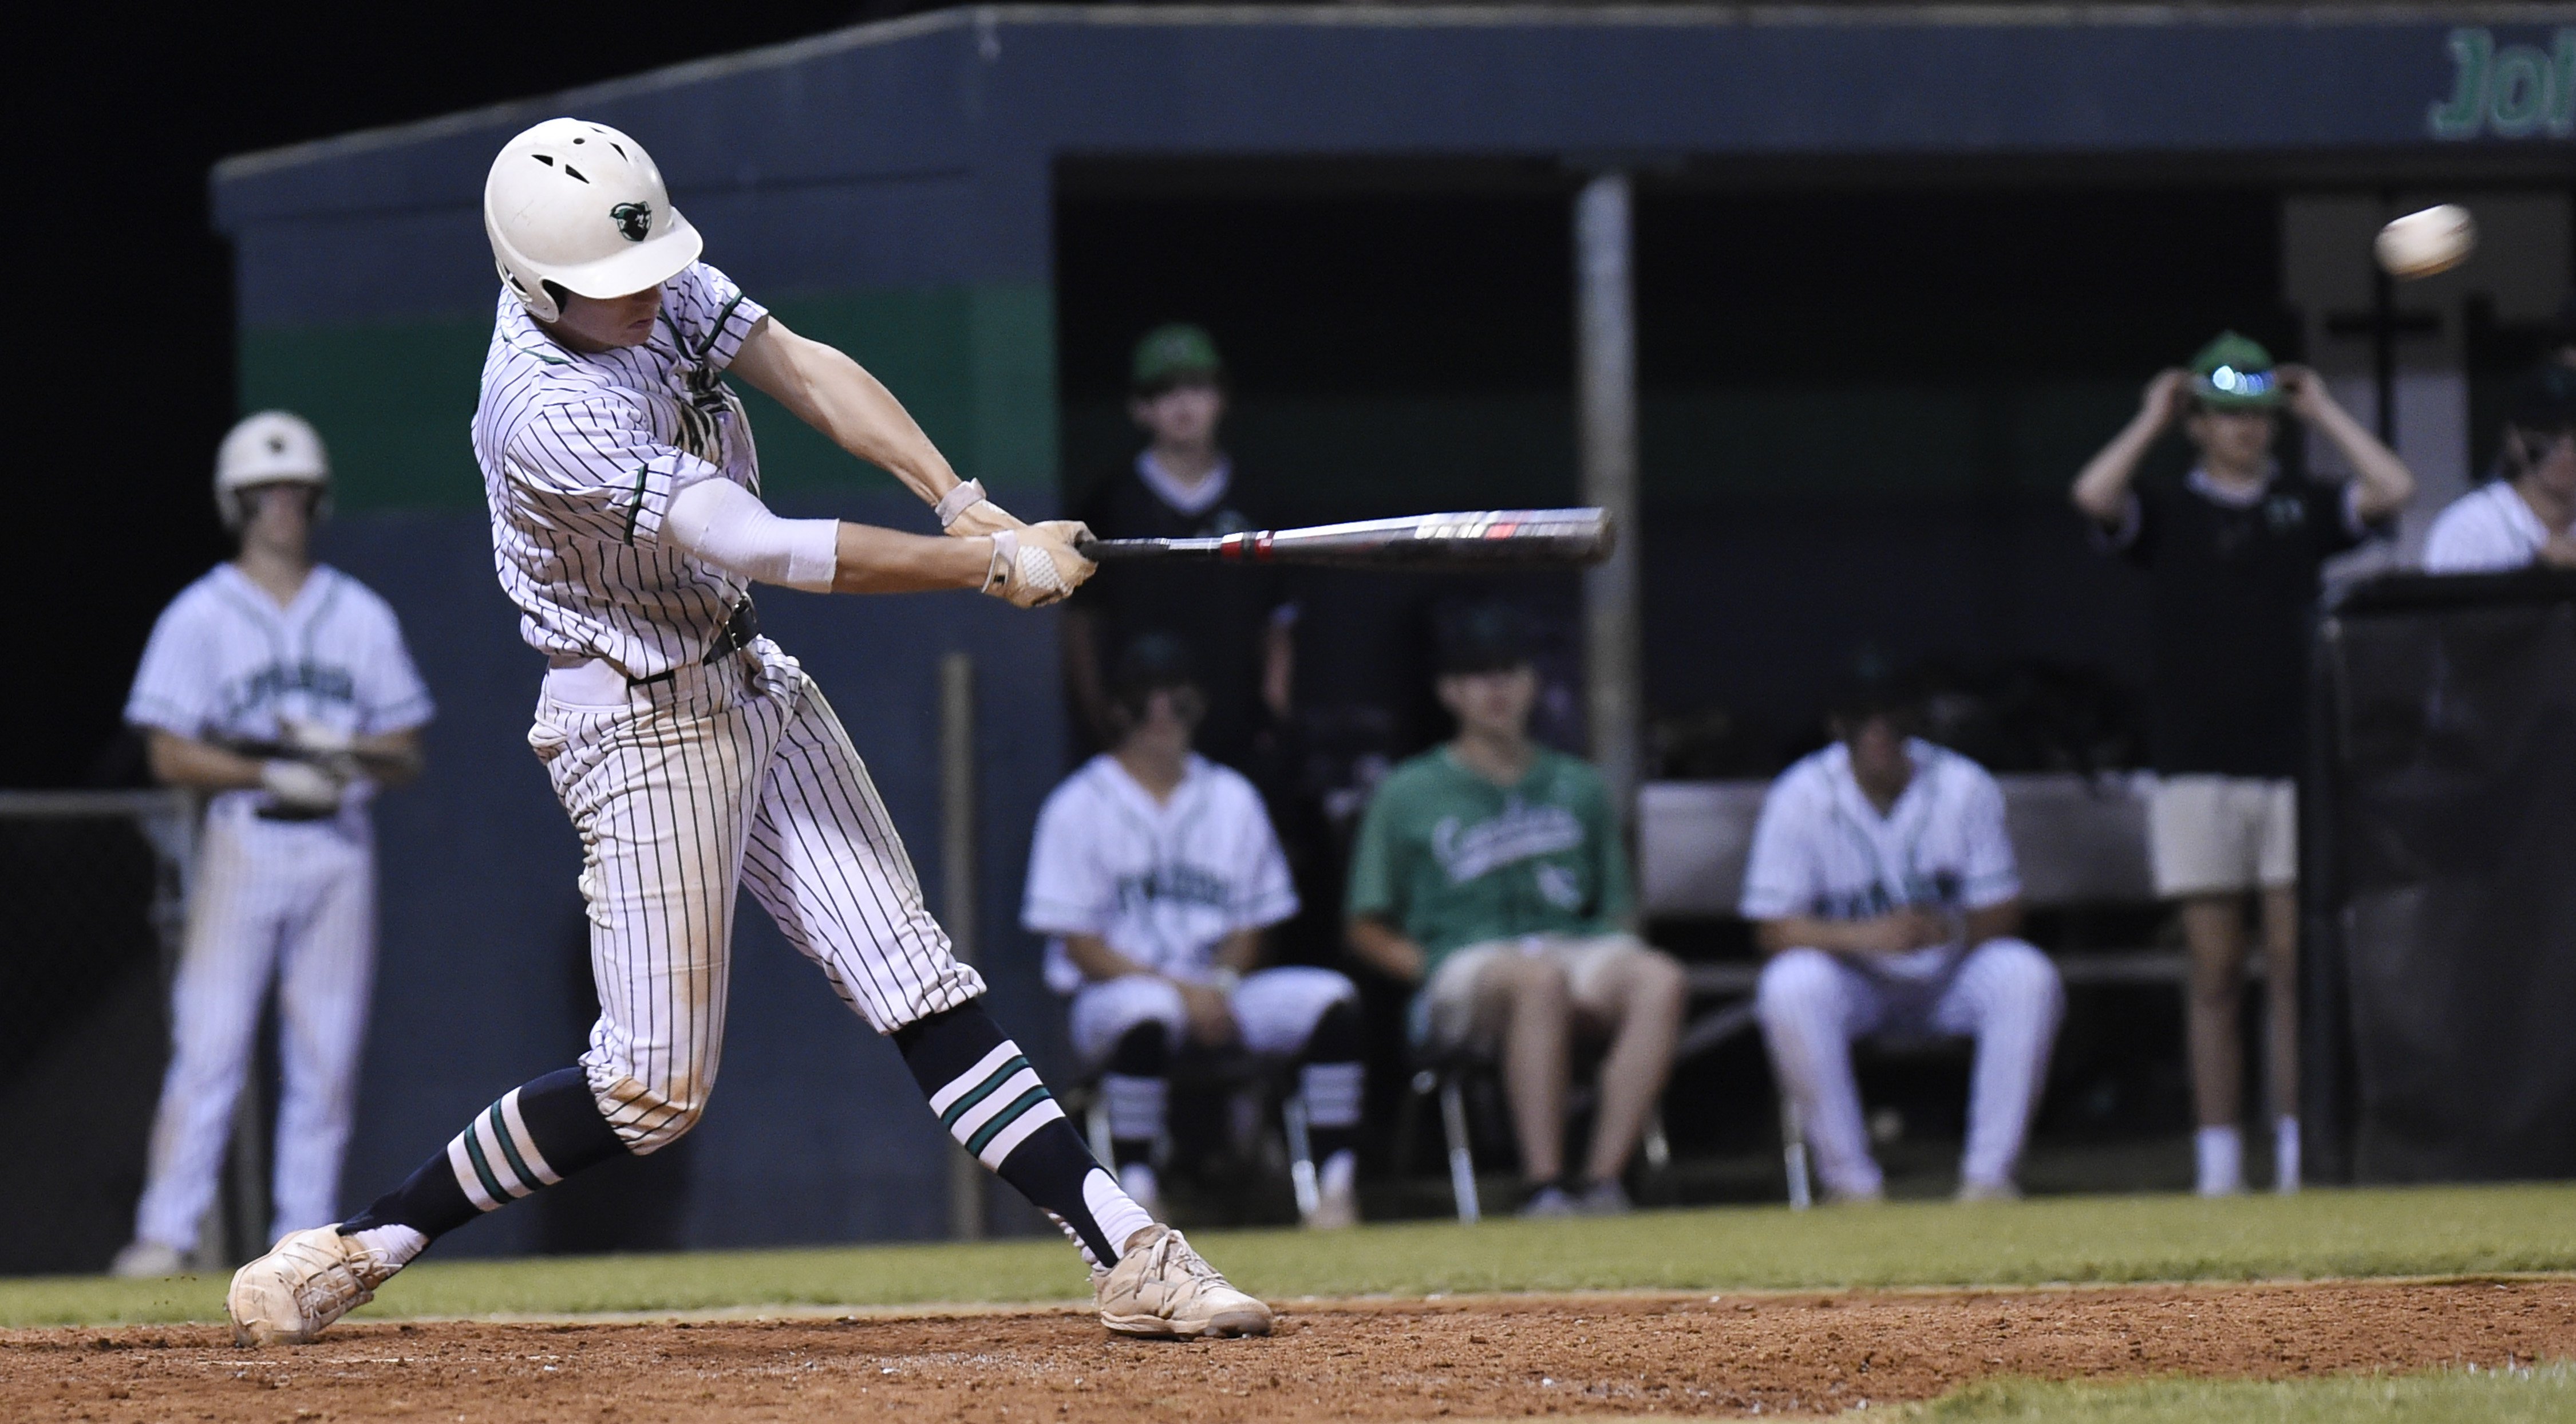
[223,118,1267,1345]
[1023,636,1365,1228]
[112,412,434,1277]
[2070,333,2413,1196]
[1743,674,2061,1203]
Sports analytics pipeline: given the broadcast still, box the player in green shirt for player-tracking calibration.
[1345,608,1686,1216]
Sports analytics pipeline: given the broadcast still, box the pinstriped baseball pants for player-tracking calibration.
[530,639,985,1154]
[133,811,376,1251]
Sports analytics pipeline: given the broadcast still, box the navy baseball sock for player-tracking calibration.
[896,999,1151,1268]
[340,1067,629,1248]
[1298,999,1367,1167]
[1100,1021,1171,1171]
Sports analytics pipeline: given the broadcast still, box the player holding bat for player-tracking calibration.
[224,117,1270,1346]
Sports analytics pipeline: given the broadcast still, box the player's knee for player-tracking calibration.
[1631,948,1687,1009]
[1495,953,1571,1008]
[1756,949,1838,1025]
[1979,938,2064,1021]
[614,1087,712,1155]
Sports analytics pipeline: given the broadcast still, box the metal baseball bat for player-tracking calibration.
[1074,508,1614,567]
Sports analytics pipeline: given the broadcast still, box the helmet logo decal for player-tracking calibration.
[610,202,653,243]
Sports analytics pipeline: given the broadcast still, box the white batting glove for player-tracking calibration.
[934,479,1026,540]
[981,522,1096,609]
[260,759,347,815]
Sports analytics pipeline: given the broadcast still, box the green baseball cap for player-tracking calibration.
[1132,324,1222,392]
[2188,332,2282,410]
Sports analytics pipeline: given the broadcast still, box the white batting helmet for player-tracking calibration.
[215,411,331,530]
[485,118,702,324]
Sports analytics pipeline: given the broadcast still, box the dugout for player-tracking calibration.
[161,4,2576,1261]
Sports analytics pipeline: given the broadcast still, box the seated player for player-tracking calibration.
[1345,606,1685,1216]
[1745,673,2063,1203]
[1024,636,1365,1229]
[2424,364,2576,574]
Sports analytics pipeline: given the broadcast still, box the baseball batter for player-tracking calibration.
[1743,677,2062,1203]
[223,118,1267,1346]
[1023,636,1364,1228]
[111,412,433,1277]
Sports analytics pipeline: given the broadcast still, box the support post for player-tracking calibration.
[1575,170,1643,827]
[939,652,986,1241]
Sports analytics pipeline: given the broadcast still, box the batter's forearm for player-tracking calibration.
[730,318,965,507]
[1217,930,1263,975]
[828,524,994,594]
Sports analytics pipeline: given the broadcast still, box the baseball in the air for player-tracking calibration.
[2374,204,2476,280]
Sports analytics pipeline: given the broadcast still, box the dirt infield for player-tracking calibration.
[3,1279,2569,1421]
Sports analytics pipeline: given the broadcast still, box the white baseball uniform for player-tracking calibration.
[1740,739,2061,1198]
[473,262,987,1157]
[125,563,433,1252]
[2423,479,2558,573]
[1022,754,1349,1064]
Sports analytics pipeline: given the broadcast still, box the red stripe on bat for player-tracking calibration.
[1485,520,1520,539]
[1219,534,1245,561]
[1254,531,1275,562]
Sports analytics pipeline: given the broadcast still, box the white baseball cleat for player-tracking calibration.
[226,1226,400,1346]
[1095,1224,1273,1339]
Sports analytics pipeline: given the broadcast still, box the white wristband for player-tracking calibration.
[934,479,987,530]
[983,530,1018,595]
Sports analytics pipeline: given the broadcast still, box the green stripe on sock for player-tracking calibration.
[460,1128,509,1206]
[938,1055,1030,1132]
[485,1102,539,1190]
[966,1086,1053,1159]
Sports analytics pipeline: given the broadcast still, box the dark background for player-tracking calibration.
[7,2,933,792]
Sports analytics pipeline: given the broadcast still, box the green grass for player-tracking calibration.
[4,1182,2570,1329]
[1890,1363,2575,1422]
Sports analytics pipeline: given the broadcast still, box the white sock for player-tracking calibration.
[2274,1116,2301,1194]
[346,1224,429,1270]
[1117,1160,1160,1207]
[1318,1149,1357,1197]
[2195,1125,2243,1197]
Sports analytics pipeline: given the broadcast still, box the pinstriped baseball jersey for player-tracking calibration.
[125,563,434,835]
[1739,739,2020,981]
[471,262,770,679]
[1022,755,1298,993]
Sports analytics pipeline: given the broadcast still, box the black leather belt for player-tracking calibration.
[630,599,760,687]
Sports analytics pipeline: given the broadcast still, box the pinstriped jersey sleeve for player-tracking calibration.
[350,591,436,736]
[663,263,768,373]
[507,390,726,550]
[124,589,213,737]
[1953,762,2022,910]
[1739,768,1823,922]
[1021,776,1108,937]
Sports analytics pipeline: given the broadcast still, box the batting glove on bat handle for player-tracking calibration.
[935,479,1026,539]
[980,524,1096,608]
